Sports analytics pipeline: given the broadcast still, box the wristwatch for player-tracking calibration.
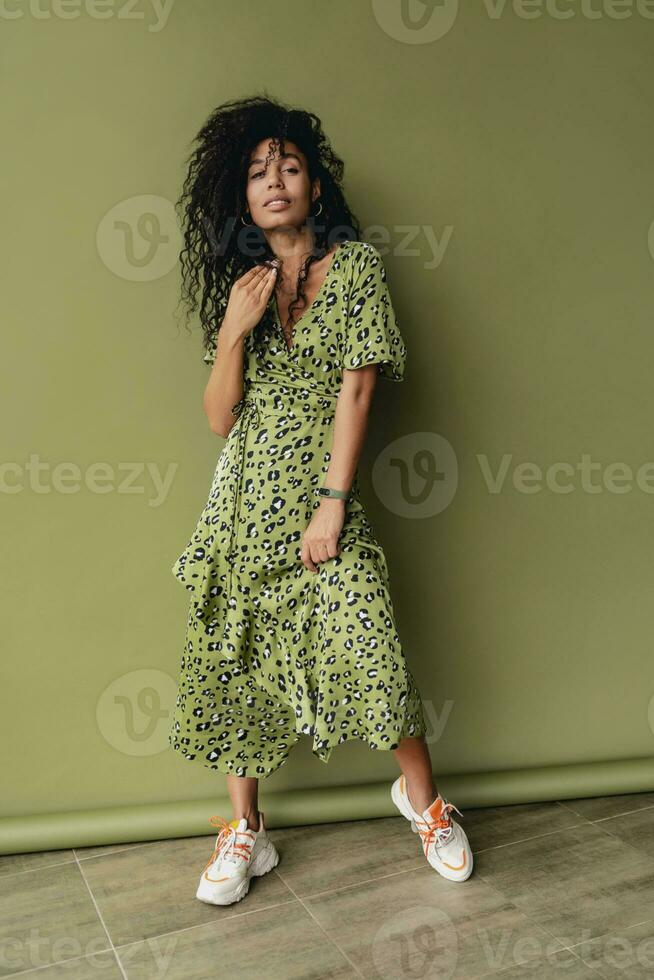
[316,485,350,501]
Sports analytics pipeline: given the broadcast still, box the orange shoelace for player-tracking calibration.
[414,799,464,854]
[203,814,256,871]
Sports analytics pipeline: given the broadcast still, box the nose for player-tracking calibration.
[267,164,284,185]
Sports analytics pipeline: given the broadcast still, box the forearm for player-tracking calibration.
[323,376,375,499]
[202,320,248,437]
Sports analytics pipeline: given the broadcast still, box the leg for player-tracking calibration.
[226,774,260,831]
[392,735,439,815]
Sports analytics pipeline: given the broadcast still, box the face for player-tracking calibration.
[245,138,319,230]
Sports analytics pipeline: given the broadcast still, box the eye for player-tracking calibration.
[250,165,299,180]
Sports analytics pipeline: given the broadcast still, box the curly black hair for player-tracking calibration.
[173,92,363,359]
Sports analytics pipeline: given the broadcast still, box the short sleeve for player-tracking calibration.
[343,243,407,382]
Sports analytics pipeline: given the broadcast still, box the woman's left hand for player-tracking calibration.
[300,499,345,573]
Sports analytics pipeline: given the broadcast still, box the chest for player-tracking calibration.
[274,269,329,329]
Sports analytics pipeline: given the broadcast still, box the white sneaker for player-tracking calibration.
[391,773,473,882]
[196,810,280,905]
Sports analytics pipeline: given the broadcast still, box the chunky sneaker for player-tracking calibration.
[391,773,473,882]
[196,810,280,905]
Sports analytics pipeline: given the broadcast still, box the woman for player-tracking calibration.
[169,95,473,904]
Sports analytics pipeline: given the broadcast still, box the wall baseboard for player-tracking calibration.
[3,756,653,856]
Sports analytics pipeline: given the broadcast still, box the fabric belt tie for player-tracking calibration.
[224,384,340,594]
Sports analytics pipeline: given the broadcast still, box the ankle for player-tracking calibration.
[406,779,439,814]
[234,806,260,831]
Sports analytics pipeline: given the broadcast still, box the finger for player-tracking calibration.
[237,264,270,285]
[255,265,277,299]
[301,540,318,573]
[309,543,326,567]
[251,265,274,287]
[320,538,338,559]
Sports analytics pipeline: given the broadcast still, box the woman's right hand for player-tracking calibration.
[222,262,279,338]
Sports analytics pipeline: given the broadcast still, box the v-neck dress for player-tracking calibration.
[169,240,427,778]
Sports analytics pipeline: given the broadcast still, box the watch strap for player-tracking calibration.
[316,486,349,500]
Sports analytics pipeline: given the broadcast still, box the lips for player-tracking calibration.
[264,197,291,207]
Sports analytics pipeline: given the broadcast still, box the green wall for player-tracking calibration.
[3,0,654,833]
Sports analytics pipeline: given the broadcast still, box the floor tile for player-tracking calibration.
[266,815,424,897]
[586,806,654,861]
[558,793,654,821]
[484,946,599,977]
[7,795,654,978]
[79,833,295,947]
[15,950,123,978]
[0,863,109,977]
[0,849,75,878]
[116,902,357,980]
[303,863,563,978]
[571,917,654,979]
[455,800,583,852]
[475,821,654,946]
[75,841,155,861]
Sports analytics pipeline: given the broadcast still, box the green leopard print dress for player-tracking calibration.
[169,240,427,778]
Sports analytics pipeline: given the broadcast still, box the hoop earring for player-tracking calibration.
[241,212,254,226]
[312,200,323,217]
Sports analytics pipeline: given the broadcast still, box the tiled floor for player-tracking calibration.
[1,792,654,979]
